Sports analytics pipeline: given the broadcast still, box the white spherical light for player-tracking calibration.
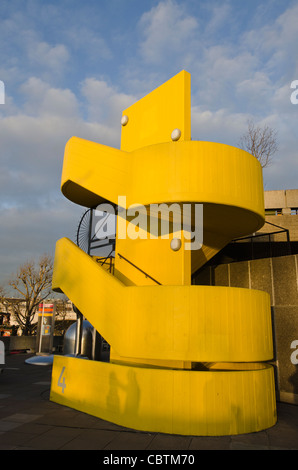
[121,115,129,126]
[170,238,182,251]
[171,128,181,141]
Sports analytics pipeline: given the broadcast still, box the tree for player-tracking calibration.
[0,286,5,306]
[8,254,53,336]
[0,287,11,334]
[54,296,74,336]
[239,119,278,168]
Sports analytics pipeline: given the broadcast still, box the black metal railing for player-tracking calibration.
[76,207,116,256]
[118,253,161,285]
[231,221,291,260]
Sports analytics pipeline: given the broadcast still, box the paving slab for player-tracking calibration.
[0,353,298,451]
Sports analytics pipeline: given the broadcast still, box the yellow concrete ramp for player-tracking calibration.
[53,237,273,363]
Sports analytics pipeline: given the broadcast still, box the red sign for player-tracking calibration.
[38,303,54,314]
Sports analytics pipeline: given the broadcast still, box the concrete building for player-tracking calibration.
[208,189,298,265]
[264,189,298,217]
[0,298,76,337]
[261,189,298,242]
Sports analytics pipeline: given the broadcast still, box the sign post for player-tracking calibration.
[0,340,4,367]
[36,302,56,355]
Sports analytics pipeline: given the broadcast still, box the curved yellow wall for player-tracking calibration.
[51,357,276,436]
[50,70,276,435]
[53,237,273,364]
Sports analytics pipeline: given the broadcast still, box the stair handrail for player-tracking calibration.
[95,248,115,273]
[117,253,161,285]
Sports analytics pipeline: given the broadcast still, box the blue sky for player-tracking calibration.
[0,0,298,285]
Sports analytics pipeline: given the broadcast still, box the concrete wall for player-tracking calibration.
[265,189,298,210]
[261,189,298,242]
[260,215,298,242]
[193,254,298,405]
[1,335,63,354]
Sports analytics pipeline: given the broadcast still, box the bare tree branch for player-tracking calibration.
[239,119,278,168]
[6,254,53,335]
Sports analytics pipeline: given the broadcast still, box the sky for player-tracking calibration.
[0,0,298,286]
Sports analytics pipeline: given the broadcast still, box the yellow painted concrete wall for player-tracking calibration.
[51,71,276,435]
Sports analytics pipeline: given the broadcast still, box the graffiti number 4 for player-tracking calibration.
[58,367,66,393]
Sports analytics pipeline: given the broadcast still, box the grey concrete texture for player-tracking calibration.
[261,214,298,241]
[212,254,298,305]
[264,189,298,210]
[1,353,298,450]
[211,255,298,403]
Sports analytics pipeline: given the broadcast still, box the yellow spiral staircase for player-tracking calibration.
[50,71,276,436]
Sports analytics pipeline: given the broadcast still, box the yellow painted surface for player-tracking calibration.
[61,138,264,235]
[115,226,192,286]
[61,137,264,277]
[51,70,276,435]
[121,70,191,151]
[53,237,273,363]
[50,356,276,436]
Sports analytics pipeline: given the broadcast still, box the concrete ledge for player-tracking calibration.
[1,336,63,353]
[279,392,298,405]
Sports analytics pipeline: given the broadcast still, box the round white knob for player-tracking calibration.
[170,238,182,251]
[171,128,181,141]
[121,115,129,126]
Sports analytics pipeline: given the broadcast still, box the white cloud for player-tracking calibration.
[0,200,82,286]
[64,27,112,61]
[203,2,232,36]
[27,42,69,70]
[241,3,298,78]
[192,106,249,145]
[0,12,70,83]
[0,77,134,211]
[81,78,135,127]
[0,75,137,283]
[0,0,298,285]
[138,0,199,65]
[236,72,273,97]
[20,77,79,117]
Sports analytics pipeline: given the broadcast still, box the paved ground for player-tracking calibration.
[0,352,298,451]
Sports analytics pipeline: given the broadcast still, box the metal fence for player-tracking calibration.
[231,221,291,261]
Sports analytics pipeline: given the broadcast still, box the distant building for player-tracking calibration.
[264,189,298,217]
[261,189,298,241]
[201,189,298,266]
[0,298,76,336]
